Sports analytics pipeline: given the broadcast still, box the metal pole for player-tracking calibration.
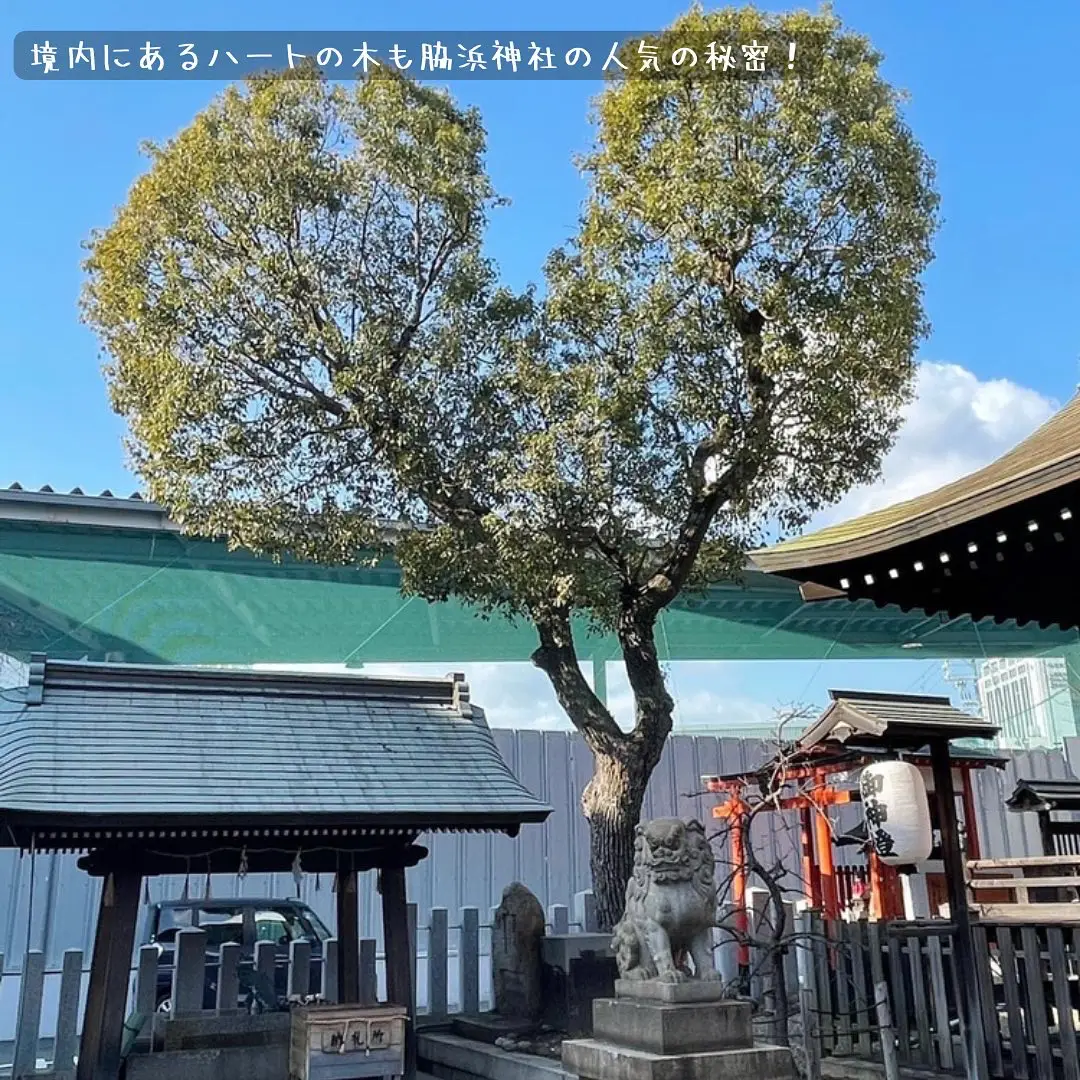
[592,656,608,706]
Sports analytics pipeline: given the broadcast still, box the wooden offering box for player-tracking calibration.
[289,1004,407,1080]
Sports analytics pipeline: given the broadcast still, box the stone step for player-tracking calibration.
[561,1038,793,1080]
[419,1032,572,1080]
[126,1043,288,1080]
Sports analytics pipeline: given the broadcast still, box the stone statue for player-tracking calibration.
[492,882,546,1019]
[611,818,719,984]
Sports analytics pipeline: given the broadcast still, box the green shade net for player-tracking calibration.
[1,519,1076,665]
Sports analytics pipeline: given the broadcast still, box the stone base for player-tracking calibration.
[562,1038,792,1080]
[126,1043,288,1080]
[452,1012,539,1045]
[542,934,614,970]
[592,998,752,1055]
[162,1011,291,1052]
[613,979,726,1004]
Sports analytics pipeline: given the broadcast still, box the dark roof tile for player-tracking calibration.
[1006,778,1080,812]
[798,688,999,750]
[0,658,551,830]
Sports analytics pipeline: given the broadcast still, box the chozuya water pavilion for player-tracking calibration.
[0,656,551,1080]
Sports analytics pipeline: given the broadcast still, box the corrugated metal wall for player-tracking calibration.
[0,729,1075,1040]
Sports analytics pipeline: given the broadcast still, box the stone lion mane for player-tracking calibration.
[612,817,720,983]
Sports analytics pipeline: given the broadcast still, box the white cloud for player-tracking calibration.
[253,658,773,734]
[818,361,1058,523]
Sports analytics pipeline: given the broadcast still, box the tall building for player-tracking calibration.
[976,657,1078,750]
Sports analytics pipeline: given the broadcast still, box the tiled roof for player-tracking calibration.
[753,391,1080,571]
[0,656,551,830]
[829,689,990,728]
[0,482,175,532]
[0,483,414,539]
[798,689,999,750]
[4,482,148,500]
[1006,778,1080,813]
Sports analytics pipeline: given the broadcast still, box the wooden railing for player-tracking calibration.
[801,915,1080,1080]
[969,855,1080,922]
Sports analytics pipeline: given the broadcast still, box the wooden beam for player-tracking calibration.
[799,581,848,602]
[799,808,819,909]
[930,739,988,1080]
[1038,811,1055,856]
[777,789,855,811]
[381,864,416,1080]
[730,812,749,974]
[968,854,1080,870]
[814,782,840,921]
[968,874,1080,891]
[1048,822,1080,837]
[75,840,427,877]
[336,861,360,1004]
[975,902,1080,923]
[77,867,142,1080]
[960,768,982,860]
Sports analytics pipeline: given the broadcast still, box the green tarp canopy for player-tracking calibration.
[1,486,1074,666]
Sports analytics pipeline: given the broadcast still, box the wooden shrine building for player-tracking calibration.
[751,393,1080,1080]
[706,690,1004,929]
[0,656,551,1080]
[1006,777,1080,856]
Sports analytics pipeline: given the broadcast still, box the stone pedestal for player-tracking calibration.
[562,981,791,1080]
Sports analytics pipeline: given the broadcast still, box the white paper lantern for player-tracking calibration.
[859,761,933,865]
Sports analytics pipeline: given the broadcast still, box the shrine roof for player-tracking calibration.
[753,392,1080,572]
[0,655,551,837]
[1006,777,1080,814]
[798,689,999,750]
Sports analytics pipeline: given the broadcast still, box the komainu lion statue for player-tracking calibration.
[611,817,719,983]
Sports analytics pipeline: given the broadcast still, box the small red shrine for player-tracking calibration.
[703,689,1003,959]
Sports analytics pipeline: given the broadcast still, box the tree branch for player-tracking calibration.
[636,303,775,621]
[530,604,625,756]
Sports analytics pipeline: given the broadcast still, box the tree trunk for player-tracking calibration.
[581,751,651,932]
[530,603,674,932]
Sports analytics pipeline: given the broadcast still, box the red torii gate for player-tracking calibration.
[705,743,997,967]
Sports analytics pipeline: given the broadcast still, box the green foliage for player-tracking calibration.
[83,5,938,686]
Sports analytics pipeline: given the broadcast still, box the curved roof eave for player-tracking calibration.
[752,391,1080,574]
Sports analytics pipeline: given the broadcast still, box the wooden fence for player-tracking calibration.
[801,916,1080,1080]
[0,898,598,1077]
[11,901,1080,1080]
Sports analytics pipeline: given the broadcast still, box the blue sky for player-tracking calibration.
[2,0,1079,727]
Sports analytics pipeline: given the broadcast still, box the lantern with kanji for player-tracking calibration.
[859,761,933,865]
